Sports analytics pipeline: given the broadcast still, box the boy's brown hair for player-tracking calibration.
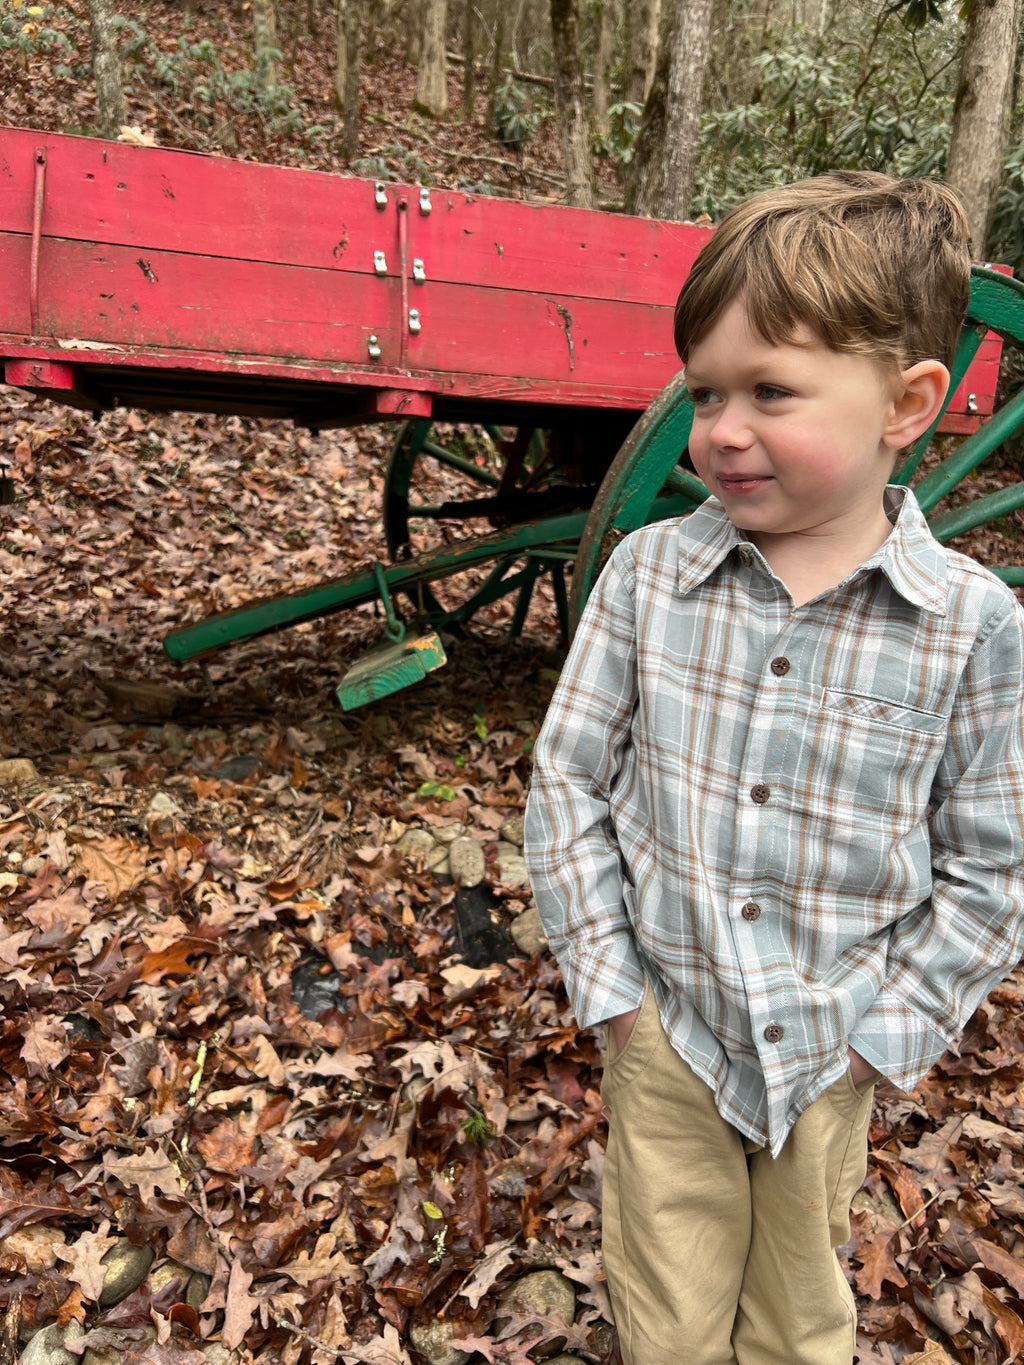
[674,171,971,373]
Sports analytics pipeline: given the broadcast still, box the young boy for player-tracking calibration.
[523,172,1024,1365]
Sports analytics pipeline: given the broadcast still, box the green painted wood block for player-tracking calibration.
[336,630,447,711]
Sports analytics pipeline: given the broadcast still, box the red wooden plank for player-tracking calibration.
[0,128,712,307]
[1,235,677,390]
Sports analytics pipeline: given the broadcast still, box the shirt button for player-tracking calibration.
[750,783,770,804]
[742,901,761,921]
[763,1023,784,1044]
[770,657,790,676]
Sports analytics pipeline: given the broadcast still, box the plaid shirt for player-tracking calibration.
[524,488,1024,1154]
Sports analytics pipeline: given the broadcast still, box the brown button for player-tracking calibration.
[750,783,770,804]
[763,1023,784,1044]
[770,657,790,676]
[742,901,762,922]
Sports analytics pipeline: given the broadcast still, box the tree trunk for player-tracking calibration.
[253,0,279,86]
[592,0,614,135]
[550,0,594,206]
[946,0,1021,258]
[625,0,659,105]
[627,0,713,219]
[86,0,126,139]
[415,0,449,114]
[488,4,506,124]
[335,0,363,157]
[462,0,476,121]
[407,0,423,63]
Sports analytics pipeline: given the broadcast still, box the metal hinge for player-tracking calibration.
[375,182,388,210]
[374,250,387,275]
[419,188,432,215]
[413,258,426,283]
[367,334,382,360]
[408,309,421,335]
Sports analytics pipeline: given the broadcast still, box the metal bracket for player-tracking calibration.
[967,392,979,415]
[374,250,387,275]
[408,309,421,335]
[367,334,381,360]
[375,181,388,209]
[413,258,426,283]
[419,187,432,215]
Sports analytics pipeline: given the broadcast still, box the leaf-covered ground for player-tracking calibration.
[3,385,1024,1365]
[5,5,1024,1361]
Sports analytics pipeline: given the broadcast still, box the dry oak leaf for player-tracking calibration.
[20,1015,72,1076]
[55,1220,119,1302]
[277,1232,362,1287]
[102,1146,185,1203]
[221,1257,258,1352]
[973,1237,1024,1300]
[73,835,150,899]
[850,1219,908,1299]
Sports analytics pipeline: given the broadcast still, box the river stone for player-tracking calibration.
[396,828,437,862]
[497,1270,576,1358]
[510,906,547,955]
[83,1348,121,1365]
[433,822,468,844]
[499,814,524,847]
[148,791,183,816]
[0,757,39,785]
[19,1324,80,1365]
[447,836,485,888]
[187,1270,213,1312]
[148,1258,192,1298]
[160,722,189,752]
[427,846,450,877]
[408,1318,471,1365]
[202,1344,241,1363]
[495,852,529,887]
[98,1238,155,1307]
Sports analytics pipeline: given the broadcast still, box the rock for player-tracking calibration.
[160,721,189,752]
[21,855,45,874]
[427,846,450,877]
[544,1358,584,1364]
[396,828,437,862]
[148,1258,192,1298]
[537,667,562,689]
[447,836,485,888]
[0,757,39,785]
[495,852,529,887]
[187,1271,212,1313]
[433,822,468,845]
[499,815,525,847]
[407,1318,472,1365]
[83,1348,121,1365]
[211,755,264,782]
[97,678,194,719]
[497,1270,576,1359]
[148,792,183,816]
[202,1345,242,1364]
[19,1323,81,1365]
[510,906,547,955]
[98,1238,155,1307]
[494,841,519,859]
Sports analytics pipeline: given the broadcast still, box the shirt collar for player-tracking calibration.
[676,486,948,615]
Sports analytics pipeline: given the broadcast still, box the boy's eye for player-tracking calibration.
[685,387,716,407]
[755,384,791,402]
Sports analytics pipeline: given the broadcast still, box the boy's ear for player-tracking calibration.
[883,360,951,449]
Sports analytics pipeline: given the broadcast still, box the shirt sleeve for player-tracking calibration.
[523,542,647,1028]
[849,600,1024,1088]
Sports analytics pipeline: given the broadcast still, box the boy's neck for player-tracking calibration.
[746,507,894,607]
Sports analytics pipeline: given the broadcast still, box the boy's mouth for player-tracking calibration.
[716,474,772,494]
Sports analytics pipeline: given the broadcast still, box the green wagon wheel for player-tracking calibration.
[570,266,1024,631]
[383,418,622,638]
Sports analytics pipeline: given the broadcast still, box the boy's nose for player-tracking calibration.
[710,401,754,449]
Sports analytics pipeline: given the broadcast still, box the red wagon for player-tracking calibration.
[2,128,1023,706]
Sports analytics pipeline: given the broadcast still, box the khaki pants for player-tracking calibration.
[601,981,874,1365]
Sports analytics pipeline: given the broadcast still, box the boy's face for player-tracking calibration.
[684,296,902,563]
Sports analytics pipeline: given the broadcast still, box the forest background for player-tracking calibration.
[4,2,1024,1365]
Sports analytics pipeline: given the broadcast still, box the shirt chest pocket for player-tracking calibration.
[822,689,947,733]
[813,688,948,827]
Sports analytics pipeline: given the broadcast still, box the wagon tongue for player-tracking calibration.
[336,630,447,711]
